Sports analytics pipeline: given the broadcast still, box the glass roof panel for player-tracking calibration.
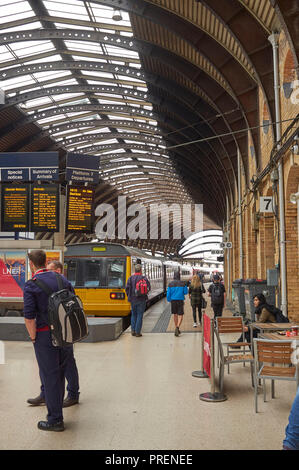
[0,0,190,207]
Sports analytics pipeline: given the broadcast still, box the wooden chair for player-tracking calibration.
[214,325,254,394]
[216,317,251,373]
[253,339,299,413]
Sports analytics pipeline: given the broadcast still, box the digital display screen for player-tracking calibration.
[31,184,60,232]
[66,186,94,233]
[1,184,29,231]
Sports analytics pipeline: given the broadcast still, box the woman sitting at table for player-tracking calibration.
[232,293,276,347]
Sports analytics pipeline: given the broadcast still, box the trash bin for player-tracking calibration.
[232,279,246,316]
[243,279,276,321]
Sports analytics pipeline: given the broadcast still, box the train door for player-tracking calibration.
[163,264,167,292]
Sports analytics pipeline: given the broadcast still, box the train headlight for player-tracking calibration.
[110,292,125,300]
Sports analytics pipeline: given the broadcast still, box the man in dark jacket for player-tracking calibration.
[208,274,226,319]
[23,250,74,431]
[27,259,80,409]
[125,264,151,337]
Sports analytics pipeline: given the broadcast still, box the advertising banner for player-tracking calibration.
[0,251,26,298]
[203,313,211,377]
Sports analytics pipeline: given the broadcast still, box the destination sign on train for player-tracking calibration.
[1,184,30,231]
[0,152,59,181]
[66,153,99,184]
[66,186,94,233]
[31,184,60,232]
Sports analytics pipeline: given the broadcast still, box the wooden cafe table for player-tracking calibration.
[249,322,299,345]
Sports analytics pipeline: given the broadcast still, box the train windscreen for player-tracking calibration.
[67,258,126,288]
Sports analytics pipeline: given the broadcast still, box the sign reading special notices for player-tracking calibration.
[0,152,59,181]
[66,153,99,185]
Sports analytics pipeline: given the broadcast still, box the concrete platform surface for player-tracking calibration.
[0,331,295,450]
[0,316,123,342]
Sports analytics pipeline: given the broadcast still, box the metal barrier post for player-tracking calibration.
[200,318,227,402]
[192,310,209,378]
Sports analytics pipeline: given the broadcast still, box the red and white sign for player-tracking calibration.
[203,313,211,377]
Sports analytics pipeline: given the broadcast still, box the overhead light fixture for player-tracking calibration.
[290,191,299,204]
[112,9,122,21]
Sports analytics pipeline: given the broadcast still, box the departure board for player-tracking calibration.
[66,186,94,233]
[1,184,29,231]
[31,185,60,232]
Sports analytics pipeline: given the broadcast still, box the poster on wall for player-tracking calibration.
[0,251,27,298]
[27,250,62,279]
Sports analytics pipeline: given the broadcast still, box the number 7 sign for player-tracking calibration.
[260,196,274,213]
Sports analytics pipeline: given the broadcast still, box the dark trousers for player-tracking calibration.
[40,345,79,400]
[212,303,224,318]
[34,331,73,424]
[192,304,202,323]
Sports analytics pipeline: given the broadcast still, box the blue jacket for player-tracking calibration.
[23,270,74,329]
[125,273,151,303]
[167,280,188,302]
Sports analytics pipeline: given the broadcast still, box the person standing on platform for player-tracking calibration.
[283,387,299,450]
[23,250,75,432]
[189,274,205,327]
[27,259,80,409]
[208,274,226,319]
[167,271,188,336]
[125,264,151,337]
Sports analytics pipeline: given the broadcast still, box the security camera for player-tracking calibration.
[290,191,299,204]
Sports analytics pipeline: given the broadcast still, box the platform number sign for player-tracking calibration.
[260,196,274,213]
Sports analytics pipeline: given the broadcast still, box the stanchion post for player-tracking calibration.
[192,310,209,378]
[199,318,228,402]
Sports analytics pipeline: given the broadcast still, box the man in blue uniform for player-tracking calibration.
[23,250,74,431]
[26,259,80,408]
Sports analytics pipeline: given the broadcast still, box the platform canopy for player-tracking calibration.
[0,0,298,252]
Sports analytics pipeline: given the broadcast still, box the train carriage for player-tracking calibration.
[64,243,193,317]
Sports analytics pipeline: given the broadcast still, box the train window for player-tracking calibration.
[107,259,125,288]
[67,260,77,287]
[84,260,102,287]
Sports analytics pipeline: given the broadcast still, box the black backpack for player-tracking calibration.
[33,273,89,347]
[268,305,290,323]
[211,283,223,305]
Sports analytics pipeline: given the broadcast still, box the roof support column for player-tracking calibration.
[237,148,243,280]
[268,32,287,317]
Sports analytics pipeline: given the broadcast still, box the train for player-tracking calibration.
[64,242,193,317]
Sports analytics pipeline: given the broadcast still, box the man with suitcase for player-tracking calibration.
[23,250,75,431]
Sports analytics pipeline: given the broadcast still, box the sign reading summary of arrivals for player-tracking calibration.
[66,186,94,233]
[0,152,59,181]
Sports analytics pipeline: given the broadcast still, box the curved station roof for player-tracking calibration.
[0,0,298,253]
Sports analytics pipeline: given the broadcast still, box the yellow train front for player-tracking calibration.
[64,242,166,317]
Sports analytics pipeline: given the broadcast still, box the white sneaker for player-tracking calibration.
[193,323,197,327]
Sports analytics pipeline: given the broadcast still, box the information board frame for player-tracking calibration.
[31,183,60,233]
[1,183,30,232]
[66,185,95,233]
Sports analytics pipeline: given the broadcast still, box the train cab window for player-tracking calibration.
[84,260,102,288]
[107,259,125,288]
[67,260,77,287]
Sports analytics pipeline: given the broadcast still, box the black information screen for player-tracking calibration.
[31,184,60,232]
[1,183,30,231]
[66,186,94,233]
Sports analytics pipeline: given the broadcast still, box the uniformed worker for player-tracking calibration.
[27,259,80,409]
[23,250,74,431]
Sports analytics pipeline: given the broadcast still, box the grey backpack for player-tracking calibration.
[33,273,89,347]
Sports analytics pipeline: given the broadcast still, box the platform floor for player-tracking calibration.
[0,294,295,450]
